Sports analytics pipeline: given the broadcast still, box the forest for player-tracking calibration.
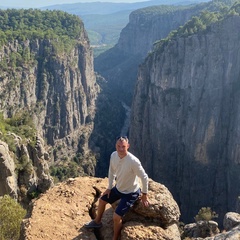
[0,9,82,45]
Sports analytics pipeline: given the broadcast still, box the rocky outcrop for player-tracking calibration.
[223,212,240,231]
[184,220,220,238]
[0,135,53,205]
[21,177,181,240]
[213,225,240,240]
[0,24,99,163]
[0,140,18,199]
[183,212,240,239]
[129,13,240,224]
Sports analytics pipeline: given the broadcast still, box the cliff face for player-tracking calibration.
[0,27,98,161]
[0,136,53,205]
[92,4,214,175]
[117,5,202,58]
[94,2,228,105]
[129,15,240,223]
[0,140,18,199]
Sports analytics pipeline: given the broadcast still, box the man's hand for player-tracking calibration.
[102,189,111,198]
[141,193,149,207]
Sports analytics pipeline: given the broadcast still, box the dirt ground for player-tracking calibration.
[22,177,110,240]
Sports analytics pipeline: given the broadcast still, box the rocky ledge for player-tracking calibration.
[20,176,240,240]
[20,177,180,240]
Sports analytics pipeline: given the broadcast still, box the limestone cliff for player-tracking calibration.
[129,13,240,224]
[0,18,99,165]
[92,1,236,177]
[0,140,18,199]
[0,135,53,205]
[95,1,236,104]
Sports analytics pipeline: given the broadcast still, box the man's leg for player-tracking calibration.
[112,189,140,238]
[113,212,122,240]
[94,198,107,224]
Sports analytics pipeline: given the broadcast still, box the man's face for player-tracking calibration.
[116,139,129,157]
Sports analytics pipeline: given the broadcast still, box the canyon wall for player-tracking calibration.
[93,0,236,178]
[0,23,99,162]
[0,12,99,200]
[94,1,233,104]
[129,13,240,223]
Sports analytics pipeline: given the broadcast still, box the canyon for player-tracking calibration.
[1,1,240,237]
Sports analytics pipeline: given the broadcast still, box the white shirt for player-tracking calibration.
[107,151,148,194]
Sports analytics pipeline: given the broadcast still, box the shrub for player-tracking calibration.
[194,207,218,222]
[0,195,26,240]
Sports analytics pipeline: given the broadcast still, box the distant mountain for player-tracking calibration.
[41,0,210,15]
[0,1,211,56]
[40,0,210,56]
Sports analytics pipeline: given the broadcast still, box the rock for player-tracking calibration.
[200,225,240,240]
[0,134,53,206]
[21,177,181,240]
[223,212,240,231]
[31,136,54,194]
[236,196,240,214]
[184,220,219,238]
[121,221,180,240]
[130,179,180,227]
[182,211,240,240]
[0,140,18,199]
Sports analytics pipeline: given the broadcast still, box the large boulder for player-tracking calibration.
[0,140,18,199]
[198,225,240,240]
[131,179,180,226]
[101,179,181,239]
[182,212,240,240]
[183,220,219,238]
[0,134,53,206]
[223,212,240,231]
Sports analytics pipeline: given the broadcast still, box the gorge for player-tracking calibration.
[1,1,240,237]
[94,0,240,225]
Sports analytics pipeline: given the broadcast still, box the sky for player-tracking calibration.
[0,0,148,8]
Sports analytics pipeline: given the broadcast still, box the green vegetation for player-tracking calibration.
[50,152,97,182]
[0,112,36,153]
[0,9,83,54]
[0,195,26,240]
[50,162,80,182]
[134,4,187,16]
[50,139,97,182]
[194,207,218,222]
[153,1,240,53]
[0,9,83,40]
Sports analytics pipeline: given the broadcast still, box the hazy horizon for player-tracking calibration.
[0,0,149,9]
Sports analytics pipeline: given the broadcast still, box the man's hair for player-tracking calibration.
[116,136,129,143]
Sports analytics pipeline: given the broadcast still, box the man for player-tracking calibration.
[85,136,149,240]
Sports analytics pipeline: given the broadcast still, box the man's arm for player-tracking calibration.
[141,192,149,207]
[132,158,149,206]
[135,163,148,194]
[107,154,116,189]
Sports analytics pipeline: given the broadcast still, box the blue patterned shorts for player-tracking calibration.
[101,186,140,217]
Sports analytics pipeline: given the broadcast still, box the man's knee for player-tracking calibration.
[113,212,122,222]
[99,198,107,206]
